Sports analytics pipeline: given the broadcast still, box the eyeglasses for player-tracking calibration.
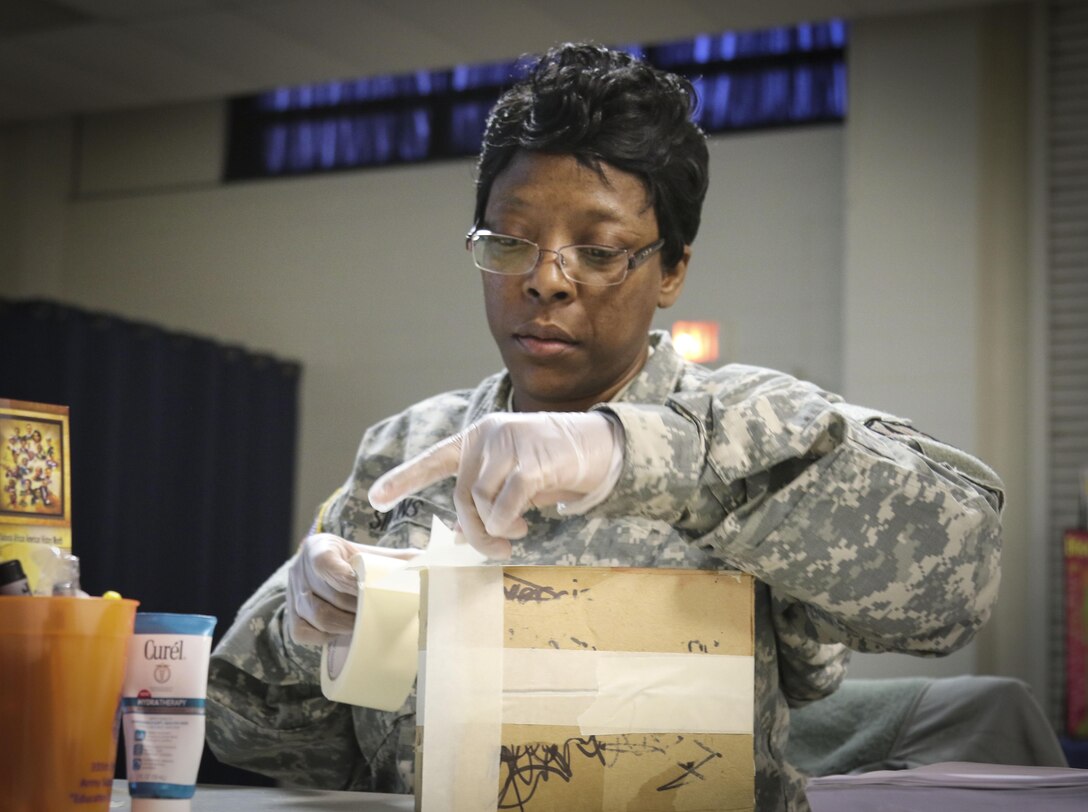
[465,228,665,287]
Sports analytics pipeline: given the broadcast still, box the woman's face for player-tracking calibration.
[479,151,688,412]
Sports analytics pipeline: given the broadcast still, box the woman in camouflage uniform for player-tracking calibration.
[206,43,1003,812]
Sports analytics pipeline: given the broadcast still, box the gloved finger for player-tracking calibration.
[484,488,580,537]
[452,483,513,560]
[368,432,464,512]
[451,420,531,540]
[449,424,525,553]
[526,488,580,508]
[285,588,356,645]
[285,596,324,646]
[286,566,357,646]
[483,437,561,537]
[298,591,357,635]
[301,536,361,610]
[483,469,535,540]
[453,423,498,533]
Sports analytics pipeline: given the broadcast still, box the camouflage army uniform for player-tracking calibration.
[206,330,1003,811]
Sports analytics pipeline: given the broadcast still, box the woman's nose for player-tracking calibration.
[524,248,575,300]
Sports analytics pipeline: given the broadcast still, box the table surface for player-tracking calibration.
[110,763,1088,811]
[110,781,413,811]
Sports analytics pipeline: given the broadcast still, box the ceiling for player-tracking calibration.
[0,0,998,124]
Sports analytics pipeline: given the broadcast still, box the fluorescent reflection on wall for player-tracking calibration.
[672,321,720,364]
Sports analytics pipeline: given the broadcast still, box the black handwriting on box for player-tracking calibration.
[503,573,588,603]
[498,736,608,809]
[654,740,723,791]
[497,735,722,809]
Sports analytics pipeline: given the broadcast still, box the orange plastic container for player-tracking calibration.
[0,595,139,811]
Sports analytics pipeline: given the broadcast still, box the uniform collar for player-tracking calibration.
[612,330,687,407]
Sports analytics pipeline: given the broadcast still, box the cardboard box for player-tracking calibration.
[1067,529,1088,738]
[0,399,72,591]
[417,566,755,811]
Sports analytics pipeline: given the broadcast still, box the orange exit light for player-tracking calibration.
[671,321,720,364]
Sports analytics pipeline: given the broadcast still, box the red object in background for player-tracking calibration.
[671,321,720,364]
[1067,529,1088,738]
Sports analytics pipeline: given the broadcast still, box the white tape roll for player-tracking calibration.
[320,552,420,711]
[320,516,488,711]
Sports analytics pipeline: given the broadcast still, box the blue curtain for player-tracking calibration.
[1,298,299,786]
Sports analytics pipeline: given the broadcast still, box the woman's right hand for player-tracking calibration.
[285,533,418,646]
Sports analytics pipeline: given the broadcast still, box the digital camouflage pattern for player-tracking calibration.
[206,331,1003,811]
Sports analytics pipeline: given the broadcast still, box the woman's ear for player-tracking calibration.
[657,245,690,309]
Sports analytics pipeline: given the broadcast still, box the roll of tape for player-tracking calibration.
[320,516,488,711]
[320,552,420,711]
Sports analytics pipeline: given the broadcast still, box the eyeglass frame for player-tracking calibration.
[465,227,666,287]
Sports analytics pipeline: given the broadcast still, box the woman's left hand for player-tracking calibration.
[368,412,623,558]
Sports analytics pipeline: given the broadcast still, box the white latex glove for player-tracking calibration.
[368,412,624,558]
[285,533,419,646]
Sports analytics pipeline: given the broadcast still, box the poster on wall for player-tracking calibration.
[0,398,72,591]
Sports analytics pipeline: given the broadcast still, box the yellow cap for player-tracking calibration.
[102,590,122,600]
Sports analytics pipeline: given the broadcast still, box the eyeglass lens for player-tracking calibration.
[472,235,628,285]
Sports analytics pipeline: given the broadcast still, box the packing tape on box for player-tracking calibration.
[502,649,754,735]
[417,648,753,734]
[320,516,488,711]
[419,560,505,812]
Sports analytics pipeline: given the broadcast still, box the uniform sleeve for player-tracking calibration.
[595,370,1003,657]
[204,557,369,788]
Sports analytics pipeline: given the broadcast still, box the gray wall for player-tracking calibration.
[4,114,846,550]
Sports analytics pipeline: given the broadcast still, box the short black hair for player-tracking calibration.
[474,43,710,269]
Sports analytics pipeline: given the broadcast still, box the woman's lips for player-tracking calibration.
[514,333,576,357]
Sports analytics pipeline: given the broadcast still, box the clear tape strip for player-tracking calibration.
[426,647,754,734]
[501,648,754,735]
[419,564,504,812]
